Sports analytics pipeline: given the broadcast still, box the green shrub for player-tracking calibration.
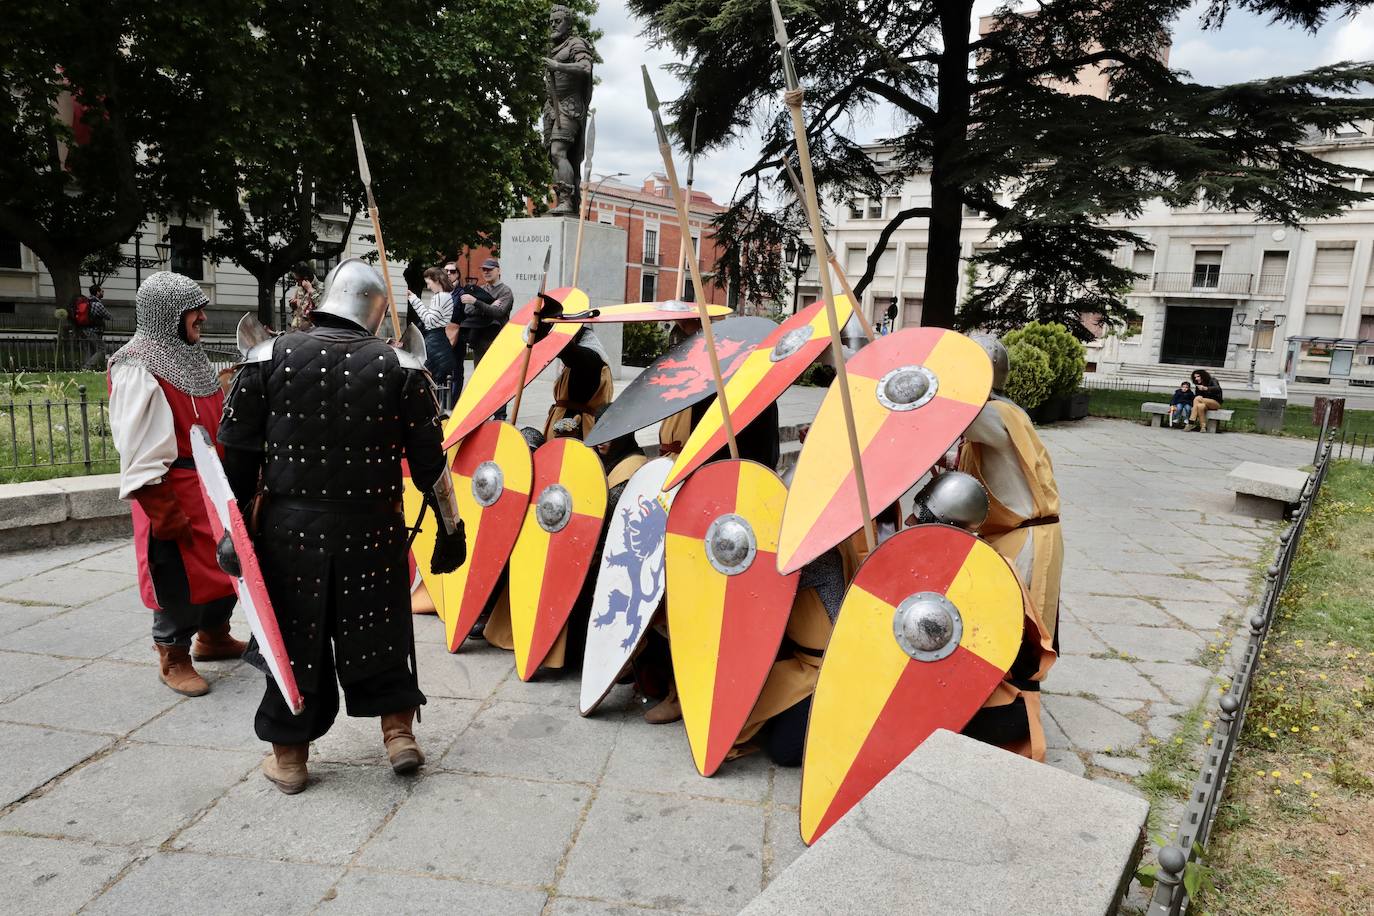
[1004,321,1086,398]
[622,321,670,367]
[1005,341,1054,410]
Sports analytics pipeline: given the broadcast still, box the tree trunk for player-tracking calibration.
[256,273,279,329]
[921,0,975,330]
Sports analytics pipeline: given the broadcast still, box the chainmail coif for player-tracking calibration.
[109,271,220,396]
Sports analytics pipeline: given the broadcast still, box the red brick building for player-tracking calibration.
[583,175,729,305]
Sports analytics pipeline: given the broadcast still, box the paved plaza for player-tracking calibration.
[0,417,1314,914]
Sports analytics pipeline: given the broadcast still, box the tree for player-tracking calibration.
[164,0,553,326]
[630,0,1374,336]
[0,1,248,315]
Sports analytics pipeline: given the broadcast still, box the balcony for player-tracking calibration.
[1148,272,1254,296]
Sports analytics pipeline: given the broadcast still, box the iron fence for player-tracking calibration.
[0,333,239,374]
[1330,426,1374,464]
[1144,406,1337,915]
[0,386,111,475]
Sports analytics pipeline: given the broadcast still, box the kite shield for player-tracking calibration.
[799,524,1024,845]
[189,425,304,715]
[440,421,533,652]
[666,460,799,776]
[579,457,678,715]
[550,300,732,324]
[440,287,586,449]
[508,439,609,681]
[401,457,447,621]
[777,328,991,574]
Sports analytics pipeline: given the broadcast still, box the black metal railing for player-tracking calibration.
[1151,272,1254,295]
[1145,406,1337,914]
[0,386,111,475]
[0,334,238,374]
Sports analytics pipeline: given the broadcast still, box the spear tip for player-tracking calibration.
[641,65,659,110]
[769,0,790,48]
[351,116,371,187]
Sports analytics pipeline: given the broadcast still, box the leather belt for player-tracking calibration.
[169,457,196,471]
[1015,514,1060,529]
[268,495,402,515]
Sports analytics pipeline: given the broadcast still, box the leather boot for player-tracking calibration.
[262,743,309,794]
[191,621,248,661]
[155,643,209,697]
[644,684,682,725]
[381,708,425,774]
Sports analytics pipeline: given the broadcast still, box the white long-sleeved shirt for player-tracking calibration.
[412,291,453,331]
[109,361,177,498]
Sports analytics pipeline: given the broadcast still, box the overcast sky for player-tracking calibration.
[586,1,1374,205]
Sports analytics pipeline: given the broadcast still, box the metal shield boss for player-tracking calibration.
[580,457,679,716]
[667,460,799,776]
[189,425,304,715]
[799,524,1024,845]
[441,287,587,449]
[508,439,609,681]
[662,296,855,492]
[777,328,994,574]
[439,421,532,652]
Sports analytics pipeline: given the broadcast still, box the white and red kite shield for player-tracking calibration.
[666,460,799,776]
[579,457,678,715]
[799,524,1024,845]
[508,439,608,681]
[189,425,304,715]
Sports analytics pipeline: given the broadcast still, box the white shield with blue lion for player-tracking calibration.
[580,457,678,715]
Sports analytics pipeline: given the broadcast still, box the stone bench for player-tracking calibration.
[0,474,130,553]
[1227,461,1309,520]
[1142,401,1234,432]
[741,730,1149,916]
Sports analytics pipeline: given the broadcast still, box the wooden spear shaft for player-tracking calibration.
[352,116,402,341]
[771,2,875,551]
[643,67,738,459]
[571,110,596,289]
[674,110,700,301]
[509,246,553,427]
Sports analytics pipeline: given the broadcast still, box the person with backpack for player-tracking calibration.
[76,285,112,369]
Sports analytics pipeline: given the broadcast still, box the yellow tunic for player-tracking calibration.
[543,364,614,441]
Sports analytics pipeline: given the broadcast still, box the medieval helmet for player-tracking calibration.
[313,258,389,334]
[969,333,1008,392]
[913,471,989,532]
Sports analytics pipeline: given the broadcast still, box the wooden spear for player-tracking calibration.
[571,109,596,289]
[643,66,738,459]
[509,245,554,427]
[674,109,700,300]
[351,115,403,341]
[770,1,875,550]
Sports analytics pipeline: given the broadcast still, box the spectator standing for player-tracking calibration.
[1185,369,1224,432]
[441,260,466,406]
[453,257,514,418]
[408,267,456,402]
[80,285,112,369]
[286,264,318,331]
[1167,380,1195,428]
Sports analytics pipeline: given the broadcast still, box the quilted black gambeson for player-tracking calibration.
[219,322,447,692]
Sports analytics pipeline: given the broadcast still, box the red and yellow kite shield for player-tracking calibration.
[401,457,447,621]
[799,524,1023,845]
[663,296,855,492]
[666,460,799,777]
[440,287,586,450]
[508,439,608,680]
[777,328,991,574]
[550,299,732,324]
[440,421,533,651]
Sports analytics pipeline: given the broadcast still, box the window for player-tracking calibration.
[643,228,658,265]
[1191,250,1222,289]
[1130,249,1154,288]
[865,199,881,220]
[0,231,21,270]
[847,200,863,220]
[844,246,867,275]
[901,296,922,328]
[311,254,340,278]
[598,211,615,226]
[1310,244,1355,308]
[168,226,204,280]
[884,196,901,218]
[1251,319,1276,351]
[683,277,695,301]
[640,272,656,302]
[1257,251,1289,295]
[876,247,897,276]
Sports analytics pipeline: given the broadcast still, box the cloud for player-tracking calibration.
[1323,9,1374,64]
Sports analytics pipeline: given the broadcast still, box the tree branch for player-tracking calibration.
[973,49,1145,93]
[850,205,933,297]
[856,77,937,125]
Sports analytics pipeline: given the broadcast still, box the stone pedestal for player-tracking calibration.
[500,216,628,377]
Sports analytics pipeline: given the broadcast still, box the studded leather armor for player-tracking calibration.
[219,320,447,690]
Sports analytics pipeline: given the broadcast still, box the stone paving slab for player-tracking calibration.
[0,834,137,914]
[0,417,1315,913]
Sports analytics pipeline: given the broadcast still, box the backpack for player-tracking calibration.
[73,296,92,328]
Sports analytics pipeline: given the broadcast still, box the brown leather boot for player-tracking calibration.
[380,708,425,774]
[262,743,309,794]
[192,621,248,661]
[155,643,209,697]
[644,684,682,725]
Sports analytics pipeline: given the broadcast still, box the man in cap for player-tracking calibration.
[957,333,1061,760]
[219,258,465,794]
[109,272,245,697]
[453,257,514,394]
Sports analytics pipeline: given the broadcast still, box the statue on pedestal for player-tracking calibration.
[543,4,594,216]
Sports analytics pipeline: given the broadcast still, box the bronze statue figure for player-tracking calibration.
[544,4,594,216]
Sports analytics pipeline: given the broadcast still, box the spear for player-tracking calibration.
[509,245,553,427]
[770,1,875,551]
[351,115,403,341]
[643,66,738,459]
[780,157,878,342]
[571,109,596,289]
[674,109,700,300]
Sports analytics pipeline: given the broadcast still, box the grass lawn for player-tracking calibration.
[1086,387,1374,440]
[1196,461,1374,915]
[0,371,115,483]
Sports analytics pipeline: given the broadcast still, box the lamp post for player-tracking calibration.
[123,231,171,287]
[1234,304,1287,388]
[584,171,629,225]
[784,239,812,315]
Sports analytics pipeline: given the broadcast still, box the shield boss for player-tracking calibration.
[876,365,938,411]
[536,484,573,533]
[892,592,963,662]
[705,513,757,576]
[770,326,814,362]
[472,461,505,507]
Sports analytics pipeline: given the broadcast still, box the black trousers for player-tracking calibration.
[254,617,425,745]
[756,696,812,767]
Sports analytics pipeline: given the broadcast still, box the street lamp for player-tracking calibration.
[1234,304,1287,388]
[123,231,170,287]
[785,239,812,315]
[585,171,629,223]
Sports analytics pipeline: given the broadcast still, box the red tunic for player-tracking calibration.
[127,378,235,610]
